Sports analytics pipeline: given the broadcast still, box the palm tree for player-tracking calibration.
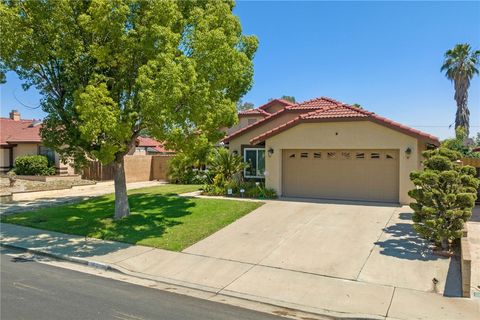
[441,44,480,137]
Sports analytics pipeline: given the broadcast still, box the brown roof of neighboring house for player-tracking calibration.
[249,104,440,145]
[136,136,173,153]
[0,117,42,146]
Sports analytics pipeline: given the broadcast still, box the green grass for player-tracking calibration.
[1,184,263,251]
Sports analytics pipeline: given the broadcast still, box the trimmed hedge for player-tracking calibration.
[14,155,56,176]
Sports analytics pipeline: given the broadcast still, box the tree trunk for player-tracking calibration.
[113,154,130,220]
[454,78,470,136]
[440,238,449,251]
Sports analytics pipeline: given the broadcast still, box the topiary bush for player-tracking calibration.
[408,147,479,249]
[14,155,56,176]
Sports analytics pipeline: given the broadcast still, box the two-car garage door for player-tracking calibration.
[282,149,399,203]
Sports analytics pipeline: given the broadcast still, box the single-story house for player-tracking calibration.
[223,97,440,204]
[129,136,174,156]
[1,109,173,175]
[0,110,75,175]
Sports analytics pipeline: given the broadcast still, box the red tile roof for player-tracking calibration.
[224,97,346,142]
[287,96,343,110]
[258,98,295,111]
[249,104,440,145]
[0,117,42,146]
[136,136,173,153]
[238,108,269,116]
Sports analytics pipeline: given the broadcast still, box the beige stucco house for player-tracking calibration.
[0,110,75,175]
[224,97,439,204]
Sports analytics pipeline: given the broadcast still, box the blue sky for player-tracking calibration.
[1,1,479,139]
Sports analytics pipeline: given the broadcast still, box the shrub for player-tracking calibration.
[244,182,277,199]
[408,147,479,249]
[442,127,480,158]
[201,147,277,199]
[168,153,210,184]
[209,148,246,184]
[204,180,277,199]
[14,155,56,176]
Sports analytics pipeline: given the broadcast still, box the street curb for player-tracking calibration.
[0,243,113,272]
[0,242,378,320]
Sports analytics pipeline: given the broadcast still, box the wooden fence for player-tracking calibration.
[82,155,173,182]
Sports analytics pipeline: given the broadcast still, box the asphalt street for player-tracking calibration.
[0,250,282,320]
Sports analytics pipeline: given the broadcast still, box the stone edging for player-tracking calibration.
[460,237,472,298]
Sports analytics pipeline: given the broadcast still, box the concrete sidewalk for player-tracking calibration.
[1,223,478,320]
[1,180,166,215]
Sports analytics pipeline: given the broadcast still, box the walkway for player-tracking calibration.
[0,180,166,215]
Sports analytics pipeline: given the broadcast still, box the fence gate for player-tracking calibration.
[82,161,114,181]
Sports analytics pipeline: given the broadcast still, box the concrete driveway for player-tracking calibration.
[184,199,461,295]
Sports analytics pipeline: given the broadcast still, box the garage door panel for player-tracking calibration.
[282,149,399,202]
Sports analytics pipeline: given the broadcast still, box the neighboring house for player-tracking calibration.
[0,110,75,175]
[224,97,440,204]
[129,136,174,156]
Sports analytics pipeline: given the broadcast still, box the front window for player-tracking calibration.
[38,146,55,165]
[244,148,265,178]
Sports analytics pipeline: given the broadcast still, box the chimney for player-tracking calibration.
[9,109,21,121]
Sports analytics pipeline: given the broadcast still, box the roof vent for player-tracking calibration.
[29,120,42,127]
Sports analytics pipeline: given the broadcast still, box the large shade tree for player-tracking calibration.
[441,43,480,137]
[0,0,257,219]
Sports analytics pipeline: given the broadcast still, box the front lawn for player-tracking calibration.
[1,184,263,251]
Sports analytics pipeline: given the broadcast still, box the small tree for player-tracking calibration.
[209,147,245,185]
[408,148,479,249]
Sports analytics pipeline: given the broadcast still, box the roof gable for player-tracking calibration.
[250,104,439,145]
[224,97,346,142]
[258,98,295,113]
[238,108,269,116]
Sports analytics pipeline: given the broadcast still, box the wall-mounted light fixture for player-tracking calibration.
[268,147,274,157]
[405,147,412,158]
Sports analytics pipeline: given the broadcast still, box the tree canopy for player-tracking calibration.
[0,0,258,218]
[280,95,296,103]
[237,100,254,111]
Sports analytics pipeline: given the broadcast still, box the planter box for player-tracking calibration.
[14,175,81,182]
